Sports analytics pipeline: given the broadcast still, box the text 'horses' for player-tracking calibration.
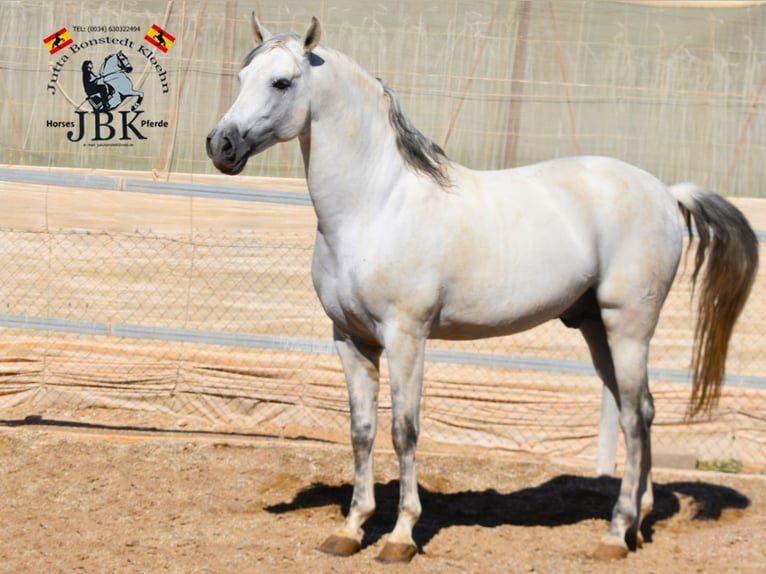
[207,17,758,563]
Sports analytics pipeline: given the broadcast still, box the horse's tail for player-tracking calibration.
[669,183,759,417]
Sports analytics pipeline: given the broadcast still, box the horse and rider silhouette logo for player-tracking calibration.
[81,51,143,112]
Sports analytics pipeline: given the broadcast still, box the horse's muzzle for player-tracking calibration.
[206,126,249,175]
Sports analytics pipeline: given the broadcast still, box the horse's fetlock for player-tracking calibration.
[351,498,375,518]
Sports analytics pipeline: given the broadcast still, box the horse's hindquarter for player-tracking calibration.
[429,157,683,340]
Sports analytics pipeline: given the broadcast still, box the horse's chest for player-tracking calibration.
[310,242,390,340]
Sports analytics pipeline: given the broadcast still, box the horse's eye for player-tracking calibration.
[272,78,292,91]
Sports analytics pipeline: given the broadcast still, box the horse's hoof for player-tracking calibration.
[377,542,418,563]
[591,541,629,560]
[318,534,360,557]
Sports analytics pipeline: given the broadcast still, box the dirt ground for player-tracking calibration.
[1,422,765,574]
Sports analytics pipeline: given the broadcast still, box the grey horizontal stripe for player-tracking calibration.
[1,313,763,390]
[0,313,334,354]
[121,179,312,206]
[1,167,764,240]
[0,314,110,337]
[0,167,312,206]
[113,323,335,354]
[1,167,119,191]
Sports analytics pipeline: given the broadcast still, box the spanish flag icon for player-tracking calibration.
[144,24,175,53]
[43,28,73,55]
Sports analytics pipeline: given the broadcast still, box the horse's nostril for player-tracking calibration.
[222,135,236,160]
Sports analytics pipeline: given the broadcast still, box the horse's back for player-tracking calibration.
[459,155,682,263]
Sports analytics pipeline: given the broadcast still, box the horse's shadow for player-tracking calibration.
[265,474,750,550]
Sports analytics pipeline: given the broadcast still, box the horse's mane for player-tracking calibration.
[320,44,451,185]
[382,84,451,187]
[242,36,451,186]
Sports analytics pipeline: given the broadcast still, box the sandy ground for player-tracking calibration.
[0,423,765,574]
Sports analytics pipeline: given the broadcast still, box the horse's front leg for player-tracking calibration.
[319,327,382,557]
[377,321,427,563]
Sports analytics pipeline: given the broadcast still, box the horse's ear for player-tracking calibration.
[303,16,321,54]
[251,12,272,45]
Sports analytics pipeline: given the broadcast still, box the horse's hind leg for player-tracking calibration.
[319,328,382,557]
[579,312,655,559]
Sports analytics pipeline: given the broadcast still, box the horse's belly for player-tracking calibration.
[429,315,557,340]
[430,278,590,341]
[429,221,597,340]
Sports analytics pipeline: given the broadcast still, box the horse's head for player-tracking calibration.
[206,16,321,175]
[101,51,132,76]
[116,51,133,73]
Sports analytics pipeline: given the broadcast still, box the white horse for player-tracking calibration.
[207,17,758,562]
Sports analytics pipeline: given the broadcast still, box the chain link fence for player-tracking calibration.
[0,169,764,471]
[1,0,766,469]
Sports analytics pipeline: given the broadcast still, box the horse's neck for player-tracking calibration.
[302,49,405,232]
